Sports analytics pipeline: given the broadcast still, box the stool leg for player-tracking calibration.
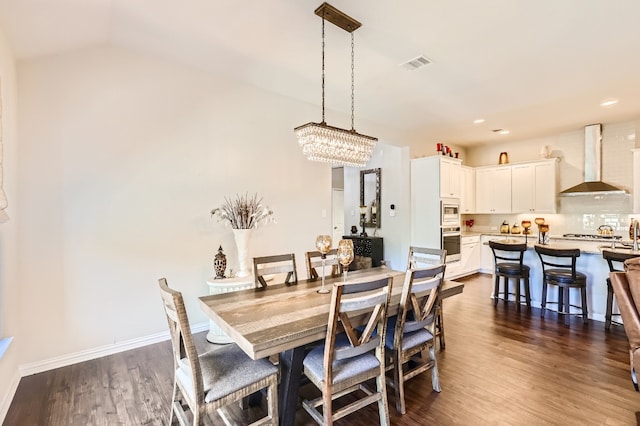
[605,280,613,330]
[541,280,548,318]
[515,277,521,311]
[581,286,588,325]
[524,276,531,308]
[494,274,500,306]
[558,287,564,315]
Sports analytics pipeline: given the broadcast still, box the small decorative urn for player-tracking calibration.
[214,245,227,279]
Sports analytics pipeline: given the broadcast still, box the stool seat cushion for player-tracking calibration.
[496,263,530,276]
[544,269,586,285]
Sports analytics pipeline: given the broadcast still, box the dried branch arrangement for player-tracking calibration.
[211,193,275,229]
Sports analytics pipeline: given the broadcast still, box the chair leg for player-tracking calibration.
[437,304,445,350]
[558,287,565,315]
[540,281,548,317]
[606,282,614,330]
[493,274,500,306]
[429,344,441,393]
[393,352,406,415]
[376,366,390,425]
[581,286,588,325]
[322,387,333,426]
[524,276,531,308]
[514,277,521,311]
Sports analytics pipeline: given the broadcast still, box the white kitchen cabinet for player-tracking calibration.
[475,166,512,213]
[461,166,475,214]
[439,156,462,198]
[511,159,557,213]
[460,235,481,275]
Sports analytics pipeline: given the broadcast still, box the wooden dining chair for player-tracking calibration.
[305,248,342,280]
[406,246,446,269]
[253,253,297,288]
[158,278,278,425]
[301,275,393,425]
[386,264,445,414]
[406,246,447,350]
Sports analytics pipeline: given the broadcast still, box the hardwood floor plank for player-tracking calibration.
[4,273,640,425]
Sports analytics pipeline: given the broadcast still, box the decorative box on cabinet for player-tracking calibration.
[342,236,383,270]
[206,276,255,343]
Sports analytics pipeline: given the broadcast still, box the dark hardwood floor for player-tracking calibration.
[5,273,640,425]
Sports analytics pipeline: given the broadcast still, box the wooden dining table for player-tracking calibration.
[199,266,464,426]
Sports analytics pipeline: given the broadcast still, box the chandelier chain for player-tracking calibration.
[321,16,326,123]
[351,32,355,131]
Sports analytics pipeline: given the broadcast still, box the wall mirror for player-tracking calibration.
[360,168,381,228]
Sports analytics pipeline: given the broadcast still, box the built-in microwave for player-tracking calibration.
[441,199,460,226]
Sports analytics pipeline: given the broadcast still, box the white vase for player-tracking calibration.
[232,228,253,278]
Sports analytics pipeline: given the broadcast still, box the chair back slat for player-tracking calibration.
[253,253,297,288]
[489,241,526,264]
[603,249,640,272]
[305,249,342,280]
[407,246,446,269]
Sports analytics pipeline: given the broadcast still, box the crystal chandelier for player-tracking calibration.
[294,3,377,168]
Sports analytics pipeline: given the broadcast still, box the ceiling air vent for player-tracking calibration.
[400,55,432,71]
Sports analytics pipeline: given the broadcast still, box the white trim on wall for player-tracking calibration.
[0,369,19,422]
[18,322,208,377]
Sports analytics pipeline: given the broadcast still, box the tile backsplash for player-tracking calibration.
[464,194,637,237]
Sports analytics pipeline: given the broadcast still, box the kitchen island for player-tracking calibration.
[476,233,639,323]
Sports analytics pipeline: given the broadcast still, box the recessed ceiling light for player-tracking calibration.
[600,98,618,107]
[473,119,485,124]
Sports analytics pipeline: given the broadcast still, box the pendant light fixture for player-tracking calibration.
[294,2,377,168]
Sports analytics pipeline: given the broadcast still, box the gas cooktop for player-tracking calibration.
[562,233,622,240]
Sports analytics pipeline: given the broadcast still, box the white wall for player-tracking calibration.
[0,25,20,420]
[344,143,411,271]
[14,45,339,365]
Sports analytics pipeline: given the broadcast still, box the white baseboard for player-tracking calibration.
[19,322,209,377]
[0,369,20,423]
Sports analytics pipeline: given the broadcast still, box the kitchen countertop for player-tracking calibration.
[475,232,639,255]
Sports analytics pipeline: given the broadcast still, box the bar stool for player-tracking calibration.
[489,241,531,310]
[535,245,588,324]
[602,249,640,330]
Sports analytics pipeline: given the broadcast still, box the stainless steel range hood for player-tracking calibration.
[560,124,627,196]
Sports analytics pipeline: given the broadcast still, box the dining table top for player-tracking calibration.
[199,266,464,360]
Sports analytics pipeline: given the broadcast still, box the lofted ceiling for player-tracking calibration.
[2,0,640,153]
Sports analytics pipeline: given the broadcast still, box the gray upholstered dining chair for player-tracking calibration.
[301,275,392,425]
[253,253,297,288]
[158,278,278,425]
[305,248,342,280]
[406,246,447,350]
[386,264,445,414]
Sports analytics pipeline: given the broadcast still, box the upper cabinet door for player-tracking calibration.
[440,157,462,198]
[475,166,511,213]
[511,160,557,213]
[461,166,475,213]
